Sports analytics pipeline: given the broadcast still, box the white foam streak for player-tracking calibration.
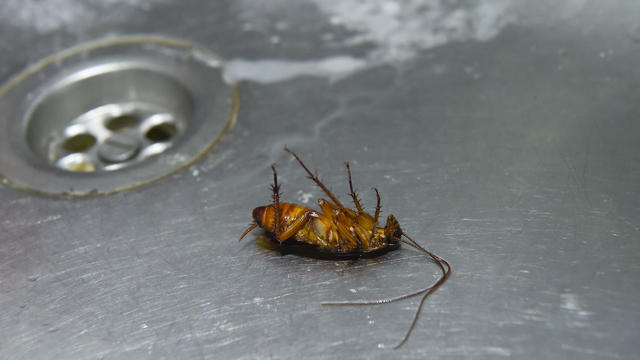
[225,56,368,84]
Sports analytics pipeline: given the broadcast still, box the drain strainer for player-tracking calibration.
[0,36,238,196]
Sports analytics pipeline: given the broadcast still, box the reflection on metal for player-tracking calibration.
[0,35,239,197]
[28,67,190,172]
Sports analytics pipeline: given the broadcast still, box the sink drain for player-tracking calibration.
[0,36,238,196]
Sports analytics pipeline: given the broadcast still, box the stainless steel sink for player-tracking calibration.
[1,1,639,359]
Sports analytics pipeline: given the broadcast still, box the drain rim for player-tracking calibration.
[0,35,239,197]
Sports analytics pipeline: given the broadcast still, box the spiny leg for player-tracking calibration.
[372,187,381,224]
[271,164,282,240]
[276,210,316,242]
[345,162,364,213]
[271,162,319,244]
[335,211,361,249]
[284,146,345,209]
[317,199,349,249]
[367,187,382,245]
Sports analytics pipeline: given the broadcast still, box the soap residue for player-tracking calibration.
[2,0,166,33]
[312,0,514,62]
[6,0,517,84]
[229,0,515,84]
[224,56,367,84]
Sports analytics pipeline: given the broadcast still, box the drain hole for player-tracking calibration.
[1,35,238,195]
[105,114,140,131]
[61,133,97,152]
[56,153,96,172]
[145,123,177,142]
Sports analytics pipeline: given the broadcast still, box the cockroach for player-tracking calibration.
[239,146,451,349]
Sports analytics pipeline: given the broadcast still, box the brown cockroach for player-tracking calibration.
[239,146,451,349]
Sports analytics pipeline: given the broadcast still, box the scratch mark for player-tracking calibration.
[553,141,592,208]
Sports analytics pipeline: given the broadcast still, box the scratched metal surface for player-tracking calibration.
[2,1,640,359]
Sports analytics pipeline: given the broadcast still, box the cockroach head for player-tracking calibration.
[384,214,403,244]
[252,206,266,226]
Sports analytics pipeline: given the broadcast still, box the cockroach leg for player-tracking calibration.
[372,187,381,223]
[345,162,364,213]
[284,146,345,209]
[276,210,316,242]
[271,164,282,240]
[367,187,382,245]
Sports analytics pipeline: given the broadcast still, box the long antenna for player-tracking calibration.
[322,234,451,349]
[394,235,450,349]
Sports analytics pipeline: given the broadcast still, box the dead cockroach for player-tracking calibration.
[239,146,451,349]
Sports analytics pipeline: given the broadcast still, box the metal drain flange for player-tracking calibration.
[0,36,238,196]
